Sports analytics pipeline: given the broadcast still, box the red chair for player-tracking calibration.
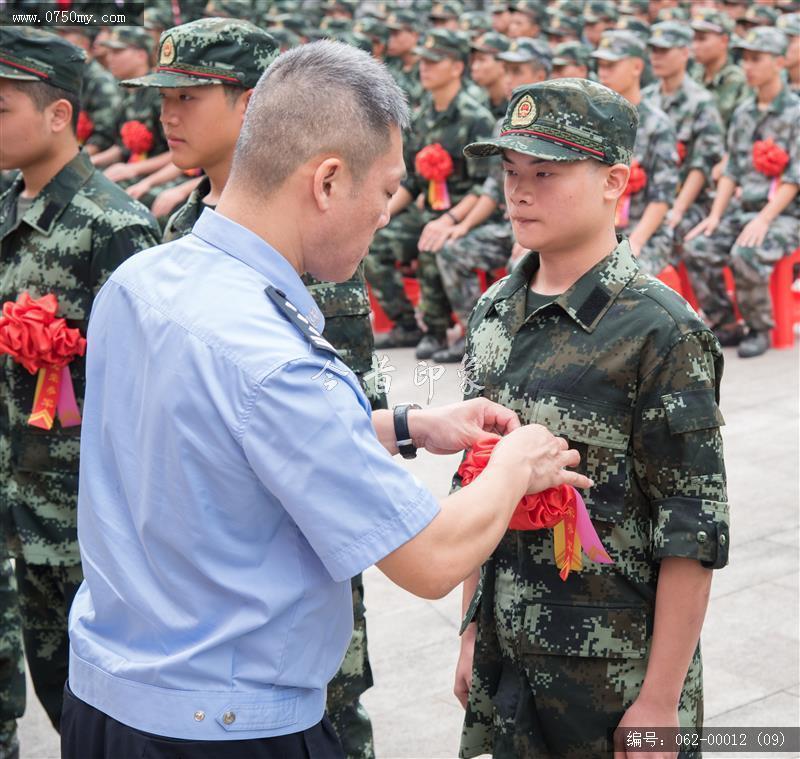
[657,265,682,294]
[770,247,800,350]
[368,283,393,333]
[475,266,508,293]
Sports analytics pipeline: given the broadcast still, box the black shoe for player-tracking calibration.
[374,324,422,349]
[415,334,446,359]
[432,336,466,363]
[713,323,745,347]
[737,330,770,358]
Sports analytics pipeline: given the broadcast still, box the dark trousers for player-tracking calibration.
[61,684,345,759]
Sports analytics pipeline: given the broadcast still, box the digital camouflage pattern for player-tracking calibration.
[163,186,383,759]
[684,85,800,331]
[78,58,122,153]
[691,58,749,130]
[456,240,728,758]
[367,86,495,336]
[385,57,424,111]
[0,27,85,96]
[113,87,168,161]
[623,99,679,275]
[0,560,23,759]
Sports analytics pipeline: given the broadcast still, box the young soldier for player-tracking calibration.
[454,78,728,758]
[551,40,592,79]
[367,30,495,357]
[429,1,463,32]
[0,26,159,738]
[384,9,424,111]
[506,0,544,39]
[690,8,749,129]
[489,0,512,36]
[594,30,679,274]
[583,0,619,47]
[469,31,511,119]
[686,27,800,358]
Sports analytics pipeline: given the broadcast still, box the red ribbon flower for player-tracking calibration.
[0,293,86,375]
[753,138,789,178]
[415,143,454,182]
[624,160,647,196]
[120,120,155,158]
[676,141,686,165]
[77,111,94,143]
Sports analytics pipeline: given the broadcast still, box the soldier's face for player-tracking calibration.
[597,58,642,95]
[507,13,540,39]
[491,10,511,34]
[552,62,588,79]
[583,21,610,47]
[692,31,730,65]
[503,62,546,98]
[387,29,417,57]
[0,81,51,171]
[470,51,505,87]
[649,45,690,78]
[786,36,800,73]
[159,86,248,172]
[106,46,148,81]
[741,50,785,88]
[419,57,463,91]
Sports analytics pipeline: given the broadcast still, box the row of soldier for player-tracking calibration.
[0,2,798,758]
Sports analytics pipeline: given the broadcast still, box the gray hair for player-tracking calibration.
[230,40,410,195]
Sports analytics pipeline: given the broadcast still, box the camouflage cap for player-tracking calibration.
[339,31,373,53]
[464,78,638,165]
[0,26,86,95]
[553,0,583,16]
[385,9,419,32]
[616,15,651,41]
[777,12,800,37]
[322,0,358,17]
[690,8,734,36]
[144,7,174,31]
[414,29,470,60]
[552,40,592,67]
[100,26,155,54]
[509,0,545,22]
[592,29,646,61]
[429,1,463,20]
[648,21,694,49]
[488,1,510,12]
[122,18,277,89]
[742,5,780,27]
[268,27,301,50]
[544,11,582,37]
[497,36,552,68]
[733,25,788,55]
[268,13,308,36]
[353,17,390,44]
[617,0,649,14]
[655,7,689,23]
[203,0,253,19]
[584,1,619,24]
[470,31,511,55]
[319,17,352,34]
[459,11,493,36]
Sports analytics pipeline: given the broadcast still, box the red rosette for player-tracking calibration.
[624,160,647,196]
[0,293,86,375]
[77,111,94,143]
[415,143,454,182]
[676,141,687,165]
[753,138,789,178]
[120,120,155,156]
[457,437,573,530]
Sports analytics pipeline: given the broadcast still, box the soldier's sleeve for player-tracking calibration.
[645,115,679,205]
[686,100,725,179]
[84,74,123,152]
[722,105,746,185]
[781,103,800,188]
[90,219,160,294]
[464,110,496,194]
[632,330,729,569]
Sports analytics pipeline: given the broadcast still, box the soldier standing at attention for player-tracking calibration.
[685,27,800,359]
[453,78,728,758]
[0,26,159,741]
[367,30,495,358]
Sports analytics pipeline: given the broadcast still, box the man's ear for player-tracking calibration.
[48,98,74,135]
[605,163,630,201]
[238,88,253,120]
[311,156,345,211]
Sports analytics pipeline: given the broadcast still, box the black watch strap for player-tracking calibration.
[393,403,421,459]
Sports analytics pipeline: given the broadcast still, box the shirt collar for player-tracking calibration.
[484,237,639,334]
[191,208,325,332]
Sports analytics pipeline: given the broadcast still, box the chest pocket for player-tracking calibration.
[531,392,632,523]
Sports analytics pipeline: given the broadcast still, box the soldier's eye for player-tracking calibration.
[536,171,552,178]
[503,168,517,177]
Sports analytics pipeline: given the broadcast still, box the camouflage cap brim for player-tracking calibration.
[647,37,676,48]
[497,49,534,62]
[121,71,227,88]
[0,62,41,81]
[590,49,627,61]
[691,20,726,34]
[99,39,128,49]
[464,133,592,162]
[413,46,448,60]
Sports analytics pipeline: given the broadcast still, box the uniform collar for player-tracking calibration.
[0,151,94,238]
[191,208,324,332]
[484,238,639,334]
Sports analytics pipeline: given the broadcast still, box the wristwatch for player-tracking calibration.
[393,403,422,459]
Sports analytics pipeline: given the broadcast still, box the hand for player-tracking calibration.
[487,424,593,494]
[736,215,769,248]
[614,695,679,759]
[151,184,189,218]
[685,214,720,242]
[418,216,455,253]
[126,179,151,200]
[711,155,727,183]
[453,623,476,709]
[409,397,521,455]
[104,162,136,182]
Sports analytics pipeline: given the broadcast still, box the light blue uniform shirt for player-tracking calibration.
[68,209,440,740]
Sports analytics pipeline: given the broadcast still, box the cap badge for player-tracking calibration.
[160,35,176,65]
[600,36,612,47]
[425,35,435,48]
[509,93,537,128]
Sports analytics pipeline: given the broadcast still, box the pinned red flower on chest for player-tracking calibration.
[415,143,454,210]
[120,120,155,162]
[753,138,790,200]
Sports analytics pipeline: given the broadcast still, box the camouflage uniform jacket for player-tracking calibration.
[457,239,729,755]
[401,88,495,210]
[0,151,160,564]
[624,99,679,228]
[80,58,123,152]
[723,84,800,218]
[692,58,749,129]
[642,75,725,207]
[115,86,168,160]
[163,186,385,406]
[385,57,424,112]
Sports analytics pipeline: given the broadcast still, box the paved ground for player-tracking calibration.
[17,341,799,758]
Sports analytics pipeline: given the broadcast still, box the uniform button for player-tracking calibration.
[194,711,205,722]
[719,534,727,546]
[222,711,236,725]
[696,530,708,543]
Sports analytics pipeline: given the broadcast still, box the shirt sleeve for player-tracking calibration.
[241,358,441,582]
[645,115,679,205]
[632,330,729,569]
[685,100,725,180]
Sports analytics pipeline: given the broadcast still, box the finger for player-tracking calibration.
[478,400,520,434]
[554,436,568,451]
[560,469,594,490]
[557,448,581,468]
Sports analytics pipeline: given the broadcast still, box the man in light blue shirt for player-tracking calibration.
[64,42,590,759]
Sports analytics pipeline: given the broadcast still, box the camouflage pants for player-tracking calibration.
[14,559,82,733]
[672,204,708,265]
[0,560,24,759]
[326,573,374,759]
[683,206,800,331]
[437,221,513,325]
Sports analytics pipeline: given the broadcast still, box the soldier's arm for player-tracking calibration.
[629,201,669,253]
[91,144,124,168]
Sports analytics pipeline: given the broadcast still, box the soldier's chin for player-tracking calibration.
[512,222,545,251]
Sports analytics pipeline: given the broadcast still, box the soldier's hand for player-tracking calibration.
[685,214,720,241]
[665,206,684,230]
[736,215,769,248]
[614,695,679,759]
[126,179,152,200]
[486,424,592,495]
[104,162,138,183]
[418,217,454,253]
[453,623,476,709]
[151,185,190,219]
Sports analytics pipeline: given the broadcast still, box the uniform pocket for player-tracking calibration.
[14,427,81,475]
